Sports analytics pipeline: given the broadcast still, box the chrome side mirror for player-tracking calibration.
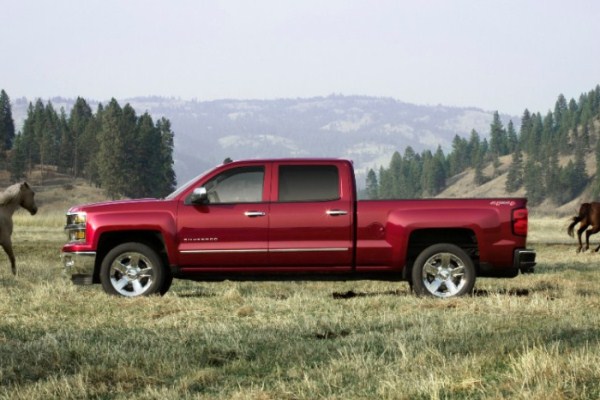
[190,187,208,204]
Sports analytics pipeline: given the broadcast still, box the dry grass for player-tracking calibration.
[0,209,599,398]
[1,173,598,398]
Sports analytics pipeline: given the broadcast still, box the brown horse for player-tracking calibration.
[0,182,38,275]
[567,202,600,253]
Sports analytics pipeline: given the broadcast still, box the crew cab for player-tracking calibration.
[61,158,536,298]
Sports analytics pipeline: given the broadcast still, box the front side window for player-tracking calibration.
[278,165,339,202]
[203,166,264,203]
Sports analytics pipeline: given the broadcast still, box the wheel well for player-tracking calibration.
[404,228,479,279]
[93,230,168,283]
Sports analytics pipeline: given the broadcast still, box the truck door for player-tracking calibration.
[177,164,270,267]
[268,162,353,268]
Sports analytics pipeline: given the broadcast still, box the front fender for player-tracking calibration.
[89,211,178,264]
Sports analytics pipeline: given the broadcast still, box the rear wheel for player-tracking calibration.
[100,242,166,297]
[411,244,475,298]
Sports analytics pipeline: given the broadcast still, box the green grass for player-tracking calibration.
[0,217,599,399]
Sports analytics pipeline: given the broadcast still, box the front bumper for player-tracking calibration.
[61,251,96,285]
[514,248,536,274]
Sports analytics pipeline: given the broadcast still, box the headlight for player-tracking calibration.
[68,212,87,225]
[65,212,87,242]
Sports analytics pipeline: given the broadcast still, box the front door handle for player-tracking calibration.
[326,209,348,216]
[244,211,266,218]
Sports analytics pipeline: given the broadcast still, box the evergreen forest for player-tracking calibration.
[365,85,600,206]
[0,90,176,199]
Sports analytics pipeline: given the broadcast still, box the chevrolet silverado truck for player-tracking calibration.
[61,158,536,298]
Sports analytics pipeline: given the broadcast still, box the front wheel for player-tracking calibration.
[100,243,166,297]
[411,244,475,298]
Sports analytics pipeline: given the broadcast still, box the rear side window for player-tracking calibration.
[278,165,339,202]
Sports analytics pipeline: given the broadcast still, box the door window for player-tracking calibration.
[203,166,264,203]
[278,165,339,202]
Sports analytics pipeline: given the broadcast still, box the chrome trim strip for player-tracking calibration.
[270,248,348,253]
[180,247,349,254]
[181,249,268,254]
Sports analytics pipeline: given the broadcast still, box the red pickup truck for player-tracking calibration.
[61,158,536,298]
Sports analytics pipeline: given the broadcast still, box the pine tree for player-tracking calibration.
[473,149,486,185]
[388,151,403,197]
[81,104,102,185]
[403,147,420,198]
[9,134,26,182]
[449,135,468,175]
[518,109,532,151]
[136,113,162,197]
[467,130,481,168]
[506,120,518,154]
[554,94,570,153]
[557,139,588,204]
[57,109,72,173]
[544,149,561,203]
[570,140,588,197]
[434,145,447,189]
[421,149,446,197]
[378,166,393,199]
[38,102,60,182]
[528,113,544,161]
[121,104,140,196]
[524,159,544,205]
[97,99,126,198]
[156,117,177,196]
[69,97,93,177]
[489,111,508,156]
[505,146,523,193]
[0,90,15,154]
[22,100,46,173]
[365,169,378,199]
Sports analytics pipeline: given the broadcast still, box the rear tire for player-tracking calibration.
[411,244,475,298]
[100,242,166,297]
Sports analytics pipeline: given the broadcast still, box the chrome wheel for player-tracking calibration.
[421,252,466,298]
[109,252,156,297]
[412,244,476,298]
[100,243,165,297]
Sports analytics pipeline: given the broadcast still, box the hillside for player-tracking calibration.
[436,153,598,217]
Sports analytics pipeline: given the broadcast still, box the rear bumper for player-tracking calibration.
[61,251,96,284]
[514,248,536,273]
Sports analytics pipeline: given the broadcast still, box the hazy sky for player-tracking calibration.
[2,0,599,115]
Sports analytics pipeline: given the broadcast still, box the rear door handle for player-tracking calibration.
[326,209,348,216]
[244,211,266,218]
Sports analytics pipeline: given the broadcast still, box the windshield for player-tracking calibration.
[164,168,212,200]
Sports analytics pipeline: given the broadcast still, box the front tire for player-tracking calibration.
[100,243,165,297]
[411,244,475,298]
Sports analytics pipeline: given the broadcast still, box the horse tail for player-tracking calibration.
[568,217,580,237]
[568,203,591,237]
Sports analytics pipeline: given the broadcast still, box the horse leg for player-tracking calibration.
[590,227,600,252]
[585,227,600,253]
[577,224,589,252]
[1,242,16,275]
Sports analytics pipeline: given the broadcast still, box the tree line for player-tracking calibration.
[0,90,176,199]
[365,85,600,206]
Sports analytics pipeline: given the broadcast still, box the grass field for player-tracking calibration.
[0,212,599,399]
